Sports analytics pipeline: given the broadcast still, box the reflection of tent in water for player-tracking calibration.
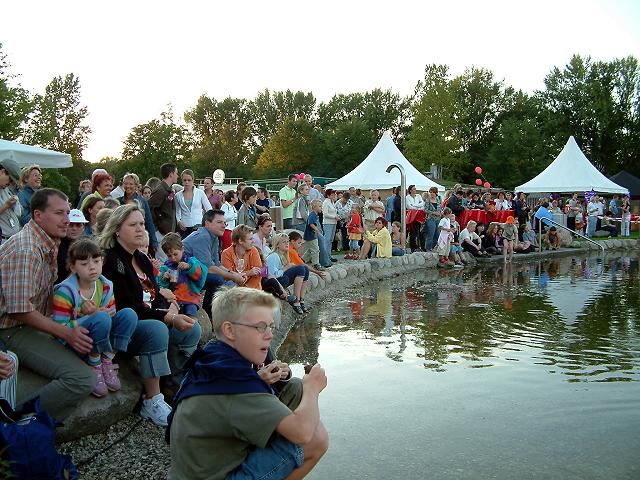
[543,270,608,324]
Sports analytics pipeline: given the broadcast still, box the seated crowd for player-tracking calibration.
[0,160,632,479]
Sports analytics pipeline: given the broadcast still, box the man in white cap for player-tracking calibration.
[56,209,89,283]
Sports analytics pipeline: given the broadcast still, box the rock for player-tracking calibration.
[559,229,573,246]
[402,256,409,265]
[569,241,581,248]
[407,254,416,264]
[363,262,372,273]
[309,274,319,288]
[369,259,382,271]
[613,240,623,248]
[390,256,403,266]
[197,308,214,344]
[317,277,325,289]
[336,267,348,279]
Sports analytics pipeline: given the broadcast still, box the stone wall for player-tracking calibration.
[15,238,639,441]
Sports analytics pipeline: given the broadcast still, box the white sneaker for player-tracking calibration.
[140,393,171,427]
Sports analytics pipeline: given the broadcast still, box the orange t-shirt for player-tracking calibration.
[288,246,304,266]
[221,245,263,290]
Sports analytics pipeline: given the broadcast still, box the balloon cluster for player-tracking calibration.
[473,166,491,189]
[295,173,306,181]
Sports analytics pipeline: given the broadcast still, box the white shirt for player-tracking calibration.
[175,188,212,228]
[221,202,237,230]
[406,194,425,210]
[110,185,124,199]
[438,217,451,230]
[495,199,510,211]
[459,228,479,245]
[322,198,338,224]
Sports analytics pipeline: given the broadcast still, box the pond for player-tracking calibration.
[276,253,640,480]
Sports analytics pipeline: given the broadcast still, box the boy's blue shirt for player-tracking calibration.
[304,211,320,241]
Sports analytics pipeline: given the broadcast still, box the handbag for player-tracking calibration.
[0,397,78,479]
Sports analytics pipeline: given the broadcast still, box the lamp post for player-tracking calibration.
[386,163,406,239]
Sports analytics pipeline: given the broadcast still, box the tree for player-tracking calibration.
[538,54,640,176]
[120,108,192,182]
[23,73,92,196]
[317,118,377,177]
[0,43,31,140]
[247,89,317,153]
[185,95,256,177]
[406,64,513,182]
[253,118,321,178]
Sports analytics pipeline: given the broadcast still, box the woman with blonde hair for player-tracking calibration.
[100,203,201,425]
[265,232,309,314]
[17,164,42,225]
[118,172,158,253]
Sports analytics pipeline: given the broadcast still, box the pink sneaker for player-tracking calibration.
[102,357,121,392]
[92,364,108,397]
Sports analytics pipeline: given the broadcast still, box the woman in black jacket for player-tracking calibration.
[100,203,201,426]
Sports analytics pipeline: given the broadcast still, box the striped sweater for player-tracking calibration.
[51,274,116,327]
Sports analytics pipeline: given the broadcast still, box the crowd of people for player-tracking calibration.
[0,159,635,479]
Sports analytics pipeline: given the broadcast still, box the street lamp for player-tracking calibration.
[386,163,406,239]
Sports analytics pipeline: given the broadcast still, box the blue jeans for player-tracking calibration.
[75,308,138,355]
[587,216,597,237]
[424,218,437,250]
[126,319,201,379]
[226,433,303,480]
[322,223,337,258]
[317,232,331,267]
[277,265,309,288]
[282,218,293,230]
[180,303,198,317]
[392,247,405,256]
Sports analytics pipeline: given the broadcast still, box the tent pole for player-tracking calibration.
[386,163,407,240]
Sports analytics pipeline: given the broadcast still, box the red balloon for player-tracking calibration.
[475,178,482,186]
[484,182,491,189]
[475,166,483,174]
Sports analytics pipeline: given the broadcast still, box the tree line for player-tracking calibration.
[2,42,638,197]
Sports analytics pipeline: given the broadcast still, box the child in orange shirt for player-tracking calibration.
[346,204,362,259]
[288,231,326,278]
[221,225,265,290]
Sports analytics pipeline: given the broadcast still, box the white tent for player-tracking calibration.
[0,139,72,179]
[325,132,445,192]
[515,136,627,194]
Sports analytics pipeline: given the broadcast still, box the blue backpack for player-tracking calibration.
[0,397,78,479]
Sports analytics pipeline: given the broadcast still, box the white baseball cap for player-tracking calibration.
[68,209,88,224]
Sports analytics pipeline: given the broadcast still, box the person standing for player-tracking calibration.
[0,188,95,420]
[17,164,42,226]
[175,169,212,239]
[149,163,179,260]
[621,194,631,237]
[567,193,579,232]
[336,192,353,252]
[305,174,322,202]
[385,187,397,222]
[363,190,385,232]
[322,189,338,262]
[279,175,298,230]
[203,177,222,210]
[0,162,22,243]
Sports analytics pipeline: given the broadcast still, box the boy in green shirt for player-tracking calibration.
[279,174,298,229]
[168,287,328,480]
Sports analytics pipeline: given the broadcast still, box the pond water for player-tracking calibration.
[276,253,640,480]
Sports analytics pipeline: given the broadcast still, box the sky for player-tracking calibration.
[2,0,639,162]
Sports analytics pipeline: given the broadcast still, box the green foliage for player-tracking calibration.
[253,118,321,177]
[317,118,377,177]
[119,108,192,182]
[185,95,256,178]
[0,43,31,140]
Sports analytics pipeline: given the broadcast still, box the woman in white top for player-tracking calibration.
[322,189,338,262]
[175,169,212,239]
[363,190,386,231]
[494,192,509,211]
[405,184,425,251]
[220,190,238,250]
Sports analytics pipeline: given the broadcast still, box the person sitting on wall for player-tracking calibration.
[543,226,562,250]
[168,287,329,480]
[599,211,618,237]
[459,220,489,257]
[358,217,392,259]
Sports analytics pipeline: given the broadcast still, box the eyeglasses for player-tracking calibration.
[230,321,274,334]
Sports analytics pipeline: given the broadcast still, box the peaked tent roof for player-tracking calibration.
[515,136,626,194]
[609,170,640,197]
[0,139,72,179]
[325,132,445,192]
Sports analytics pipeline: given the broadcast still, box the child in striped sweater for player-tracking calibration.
[52,238,137,398]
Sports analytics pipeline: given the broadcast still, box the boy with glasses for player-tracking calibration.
[168,287,328,480]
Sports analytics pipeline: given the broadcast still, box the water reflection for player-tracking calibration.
[277,253,640,383]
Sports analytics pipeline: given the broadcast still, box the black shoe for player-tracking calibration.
[292,304,304,315]
[331,257,338,262]
[300,301,311,313]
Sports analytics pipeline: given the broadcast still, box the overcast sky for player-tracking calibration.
[2,0,639,162]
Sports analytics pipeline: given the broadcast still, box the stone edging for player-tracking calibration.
[18,239,638,441]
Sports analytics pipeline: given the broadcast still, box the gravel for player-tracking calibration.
[60,414,170,479]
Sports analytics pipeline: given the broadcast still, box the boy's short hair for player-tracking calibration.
[310,199,322,209]
[232,224,253,244]
[68,237,102,266]
[375,216,386,224]
[161,232,183,254]
[241,186,257,202]
[442,207,452,215]
[211,287,278,336]
[224,190,236,203]
[288,230,302,242]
